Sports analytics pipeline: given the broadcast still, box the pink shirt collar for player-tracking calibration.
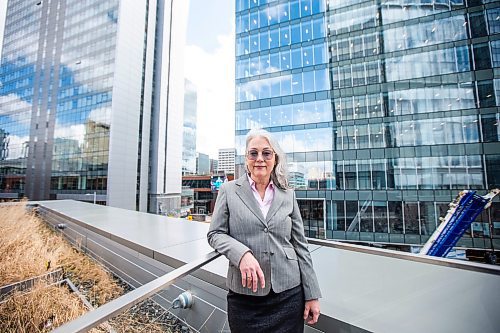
[247,174,275,218]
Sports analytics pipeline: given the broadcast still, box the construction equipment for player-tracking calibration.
[420,189,499,257]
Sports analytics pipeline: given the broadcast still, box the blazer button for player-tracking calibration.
[264,227,268,233]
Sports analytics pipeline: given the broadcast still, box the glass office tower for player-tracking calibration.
[183,79,198,175]
[0,0,189,212]
[235,0,500,249]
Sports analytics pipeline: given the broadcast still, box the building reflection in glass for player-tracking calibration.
[235,0,500,248]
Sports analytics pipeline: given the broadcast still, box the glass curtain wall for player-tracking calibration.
[0,0,118,200]
[235,0,500,248]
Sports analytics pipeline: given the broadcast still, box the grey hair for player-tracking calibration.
[245,128,289,190]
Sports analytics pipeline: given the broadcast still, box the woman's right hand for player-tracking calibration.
[239,252,265,292]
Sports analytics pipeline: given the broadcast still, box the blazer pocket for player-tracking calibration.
[283,246,298,261]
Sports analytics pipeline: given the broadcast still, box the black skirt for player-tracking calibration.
[227,285,305,333]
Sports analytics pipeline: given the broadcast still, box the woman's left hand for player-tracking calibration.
[303,299,320,324]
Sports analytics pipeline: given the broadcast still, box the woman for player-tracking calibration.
[207,129,321,332]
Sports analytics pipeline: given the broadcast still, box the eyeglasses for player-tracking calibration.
[247,149,274,161]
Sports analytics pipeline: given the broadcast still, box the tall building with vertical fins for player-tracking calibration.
[235,0,499,249]
[182,79,197,176]
[0,0,189,213]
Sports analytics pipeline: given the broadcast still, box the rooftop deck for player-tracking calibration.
[33,200,500,333]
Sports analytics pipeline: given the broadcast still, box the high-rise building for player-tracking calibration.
[218,148,236,175]
[235,0,500,249]
[210,158,219,174]
[0,0,189,213]
[183,79,197,175]
[196,152,210,175]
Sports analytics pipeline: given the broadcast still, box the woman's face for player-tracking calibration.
[246,136,276,181]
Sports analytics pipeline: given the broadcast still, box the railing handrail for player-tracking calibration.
[308,238,500,275]
[51,251,221,333]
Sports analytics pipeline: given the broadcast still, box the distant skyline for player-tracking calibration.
[185,0,235,160]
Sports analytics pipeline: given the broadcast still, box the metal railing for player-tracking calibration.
[52,251,221,333]
[308,238,500,275]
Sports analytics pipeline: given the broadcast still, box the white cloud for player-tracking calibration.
[0,94,32,115]
[88,106,111,125]
[184,33,235,159]
[0,94,32,130]
[54,123,85,145]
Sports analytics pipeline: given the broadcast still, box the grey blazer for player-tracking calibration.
[207,174,321,300]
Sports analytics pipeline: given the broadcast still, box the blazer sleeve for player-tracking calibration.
[290,191,322,300]
[207,184,251,267]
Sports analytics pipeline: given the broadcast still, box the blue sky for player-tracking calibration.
[184,0,235,159]
[186,0,234,53]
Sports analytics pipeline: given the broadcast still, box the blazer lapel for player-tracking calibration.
[235,174,267,226]
[266,186,285,223]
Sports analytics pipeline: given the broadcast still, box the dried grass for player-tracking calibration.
[0,203,172,332]
[0,203,121,305]
[0,283,87,333]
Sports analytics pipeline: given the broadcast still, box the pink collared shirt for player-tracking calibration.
[247,174,275,219]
